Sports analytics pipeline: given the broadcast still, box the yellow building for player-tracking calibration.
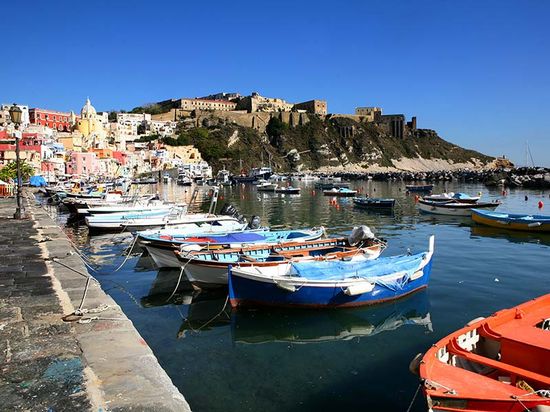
[76,98,107,148]
[57,133,83,152]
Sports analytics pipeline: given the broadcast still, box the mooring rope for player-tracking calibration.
[113,234,140,272]
[405,383,421,412]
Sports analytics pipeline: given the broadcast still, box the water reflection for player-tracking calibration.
[141,268,194,307]
[470,224,550,247]
[231,290,432,345]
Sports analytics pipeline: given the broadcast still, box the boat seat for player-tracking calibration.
[448,337,550,388]
[479,316,550,376]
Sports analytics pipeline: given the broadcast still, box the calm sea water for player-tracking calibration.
[45,180,550,411]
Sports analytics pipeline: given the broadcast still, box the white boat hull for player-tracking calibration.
[417,202,497,216]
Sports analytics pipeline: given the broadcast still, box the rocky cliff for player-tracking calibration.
[174,115,494,174]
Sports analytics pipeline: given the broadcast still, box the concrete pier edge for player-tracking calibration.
[27,192,190,411]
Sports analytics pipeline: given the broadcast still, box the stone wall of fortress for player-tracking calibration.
[152,110,312,133]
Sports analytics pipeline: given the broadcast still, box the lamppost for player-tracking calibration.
[8,104,24,219]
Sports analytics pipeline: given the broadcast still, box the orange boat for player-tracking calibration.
[414,294,550,411]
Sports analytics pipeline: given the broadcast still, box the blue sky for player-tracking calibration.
[2,0,549,166]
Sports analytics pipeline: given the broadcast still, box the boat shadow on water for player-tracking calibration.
[418,213,473,228]
[470,224,550,247]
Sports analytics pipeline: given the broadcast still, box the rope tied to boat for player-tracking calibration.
[113,233,139,272]
[405,383,421,412]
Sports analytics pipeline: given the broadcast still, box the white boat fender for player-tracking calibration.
[409,352,424,376]
[528,222,542,227]
[465,316,485,327]
[409,270,424,281]
[275,281,296,292]
[344,282,374,296]
[179,244,203,253]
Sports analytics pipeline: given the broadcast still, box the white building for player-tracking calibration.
[117,112,152,126]
[150,120,177,137]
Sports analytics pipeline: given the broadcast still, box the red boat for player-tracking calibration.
[414,294,550,411]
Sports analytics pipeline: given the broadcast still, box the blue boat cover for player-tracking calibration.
[184,232,267,243]
[29,175,47,187]
[290,252,426,290]
[453,193,474,200]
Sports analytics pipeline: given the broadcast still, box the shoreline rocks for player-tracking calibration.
[311,167,550,189]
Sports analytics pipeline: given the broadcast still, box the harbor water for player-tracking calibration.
[45,180,550,411]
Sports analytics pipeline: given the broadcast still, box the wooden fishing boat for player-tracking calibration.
[228,236,434,308]
[414,294,550,412]
[472,209,550,232]
[353,197,395,209]
[423,192,481,204]
[139,227,325,268]
[323,187,358,197]
[174,229,386,287]
[418,199,500,216]
[406,184,433,192]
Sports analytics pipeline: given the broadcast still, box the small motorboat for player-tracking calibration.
[257,182,278,192]
[228,236,434,308]
[406,184,434,192]
[323,187,358,197]
[176,173,193,186]
[472,209,550,232]
[423,192,481,204]
[353,197,395,209]
[413,293,550,412]
[417,199,500,216]
[132,177,158,185]
[275,186,301,194]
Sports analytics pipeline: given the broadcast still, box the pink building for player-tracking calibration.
[66,152,99,176]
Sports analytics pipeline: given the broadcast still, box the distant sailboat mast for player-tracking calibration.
[525,141,536,167]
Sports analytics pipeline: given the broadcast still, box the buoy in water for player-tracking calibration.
[525,195,528,201]
[538,201,544,209]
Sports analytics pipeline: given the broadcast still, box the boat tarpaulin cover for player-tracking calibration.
[290,252,426,290]
[182,232,267,243]
[29,175,47,187]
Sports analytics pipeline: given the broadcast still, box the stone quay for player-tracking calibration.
[0,191,190,411]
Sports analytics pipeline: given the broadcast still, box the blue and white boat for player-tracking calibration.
[139,227,325,268]
[423,192,480,204]
[174,229,386,287]
[228,236,434,309]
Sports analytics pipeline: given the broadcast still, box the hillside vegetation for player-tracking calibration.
[168,116,493,173]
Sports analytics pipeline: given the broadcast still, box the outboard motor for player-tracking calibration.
[219,203,237,216]
[348,225,375,246]
[247,216,261,230]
